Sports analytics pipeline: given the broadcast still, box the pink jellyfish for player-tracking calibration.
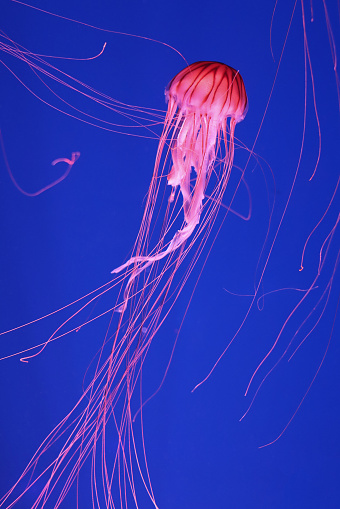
[1,61,247,508]
[113,62,248,301]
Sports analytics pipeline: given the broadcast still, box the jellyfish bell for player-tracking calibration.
[166,61,248,122]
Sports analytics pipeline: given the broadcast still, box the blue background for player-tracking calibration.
[1,1,339,508]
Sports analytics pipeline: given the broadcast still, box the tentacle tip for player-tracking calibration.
[299,266,304,272]
[258,441,273,449]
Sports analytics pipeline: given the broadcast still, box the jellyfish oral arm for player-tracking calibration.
[113,112,218,280]
[168,111,217,227]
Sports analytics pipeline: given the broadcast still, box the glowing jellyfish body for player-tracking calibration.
[114,62,247,284]
[1,62,247,508]
[164,61,247,238]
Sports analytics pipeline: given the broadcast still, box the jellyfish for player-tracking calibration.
[1,1,339,508]
[112,62,248,306]
[0,61,247,508]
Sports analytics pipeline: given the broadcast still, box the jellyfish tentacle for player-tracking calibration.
[112,119,215,279]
